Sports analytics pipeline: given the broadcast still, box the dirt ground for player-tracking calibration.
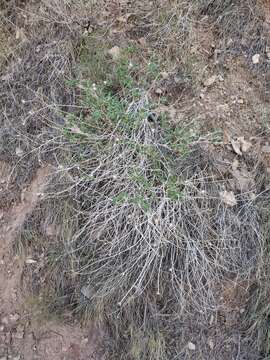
[0,166,103,359]
[1,0,270,359]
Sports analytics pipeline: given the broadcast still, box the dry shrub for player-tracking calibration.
[34,114,264,358]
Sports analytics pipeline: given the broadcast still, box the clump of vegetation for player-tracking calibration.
[30,36,263,358]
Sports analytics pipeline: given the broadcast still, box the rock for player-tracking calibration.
[187,341,196,350]
[155,88,163,95]
[252,53,260,64]
[15,147,24,157]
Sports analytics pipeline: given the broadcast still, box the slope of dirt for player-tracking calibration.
[0,166,102,359]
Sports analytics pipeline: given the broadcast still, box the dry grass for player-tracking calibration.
[1,0,270,359]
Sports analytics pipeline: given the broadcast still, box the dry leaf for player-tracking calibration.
[220,191,237,207]
[15,28,26,41]
[223,128,230,144]
[161,71,169,79]
[208,339,214,350]
[116,15,128,23]
[69,126,85,135]
[203,75,216,87]
[138,37,147,46]
[239,137,252,153]
[108,46,121,61]
[231,139,242,156]
[232,168,255,192]
[232,158,239,171]
[116,13,133,23]
[252,53,260,64]
[187,342,196,351]
[266,46,270,59]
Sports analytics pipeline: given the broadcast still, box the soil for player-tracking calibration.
[0,166,102,360]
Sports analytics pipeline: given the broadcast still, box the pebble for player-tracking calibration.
[187,341,196,350]
[252,53,260,64]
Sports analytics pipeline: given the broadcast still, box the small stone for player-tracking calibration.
[252,53,260,64]
[15,147,24,157]
[187,341,196,350]
[262,145,270,153]
[155,88,163,95]
[199,92,205,99]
